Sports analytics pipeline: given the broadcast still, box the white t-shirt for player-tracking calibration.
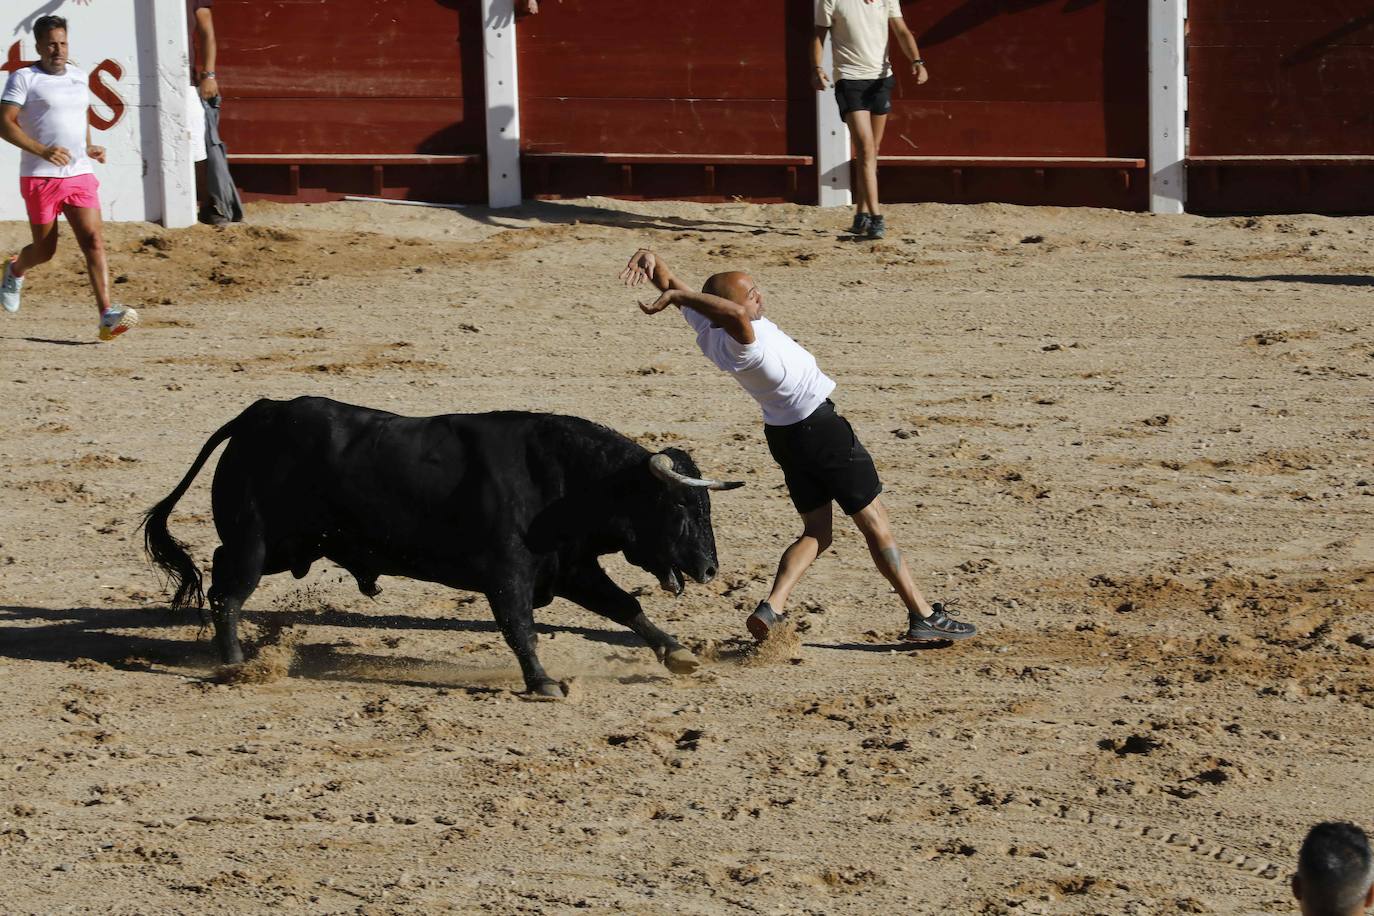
[2,64,94,179]
[817,0,901,81]
[683,307,836,427]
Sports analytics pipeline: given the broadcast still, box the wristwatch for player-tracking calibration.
[199,70,216,80]
[913,58,925,66]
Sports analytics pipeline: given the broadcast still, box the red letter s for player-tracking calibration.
[89,59,125,130]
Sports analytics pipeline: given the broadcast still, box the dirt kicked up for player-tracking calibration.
[0,198,1371,914]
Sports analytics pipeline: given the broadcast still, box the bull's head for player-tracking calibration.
[625,448,743,596]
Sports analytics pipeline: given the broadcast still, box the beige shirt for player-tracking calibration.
[817,0,902,81]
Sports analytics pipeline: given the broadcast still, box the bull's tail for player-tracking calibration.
[141,404,261,611]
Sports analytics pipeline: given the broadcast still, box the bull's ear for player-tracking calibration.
[647,453,743,491]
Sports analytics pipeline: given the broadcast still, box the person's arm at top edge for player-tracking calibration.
[194,6,219,100]
[811,26,831,90]
[889,6,928,84]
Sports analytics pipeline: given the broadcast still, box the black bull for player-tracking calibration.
[143,397,742,697]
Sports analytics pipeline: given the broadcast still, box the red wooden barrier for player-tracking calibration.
[517,0,818,202]
[217,0,487,203]
[1188,1,1374,213]
[878,0,1148,209]
[204,0,1372,213]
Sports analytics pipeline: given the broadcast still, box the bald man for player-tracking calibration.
[620,248,976,644]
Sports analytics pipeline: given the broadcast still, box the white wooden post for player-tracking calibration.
[149,0,196,227]
[815,34,852,208]
[482,0,522,208]
[1149,0,1186,214]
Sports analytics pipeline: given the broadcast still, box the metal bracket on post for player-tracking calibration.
[815,34,851,208]
[1149,0,1186,214]
[149,0,195,228]
[482,0,522,208]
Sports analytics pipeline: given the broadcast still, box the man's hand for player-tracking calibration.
[639,289,676,316]
[198,76,220,100]
[913,60,929,84]
[87,145,106,164]
[620,249,658,288]
[43,145,71,166]
[811,67,830,91]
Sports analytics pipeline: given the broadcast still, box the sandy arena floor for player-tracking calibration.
[0,198,1371,915]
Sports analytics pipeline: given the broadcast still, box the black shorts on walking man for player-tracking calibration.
[621,248,976,644]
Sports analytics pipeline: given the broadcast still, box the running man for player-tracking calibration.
[813,0,928,240]
[621,248,976,644]
[1,15,138,340]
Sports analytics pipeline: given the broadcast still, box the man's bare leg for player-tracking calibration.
[12,219,60,277]
[846,110,879,218]
[62,205,110,314]
[849,496,933,617]
[748,504,832,640]
[851,496,977,640]
[765,503,834,613]
[869,111,888,213]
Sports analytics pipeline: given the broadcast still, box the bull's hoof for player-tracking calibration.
[522,680,567,701]
[661,646,701,675]
[219,644,245,666]
[358,580,382,599]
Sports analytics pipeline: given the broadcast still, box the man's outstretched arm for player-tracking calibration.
[621,249,754,344]
[638,288,755,346]
[620,248,693,294]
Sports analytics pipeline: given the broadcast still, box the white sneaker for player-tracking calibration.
[98,305,139,341]
[1,258,22,314]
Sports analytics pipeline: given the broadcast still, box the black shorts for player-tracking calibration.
[834,74,895,118]
[764,400,883,516]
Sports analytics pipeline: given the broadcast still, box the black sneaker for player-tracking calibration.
[848,212,871,235]
[866,214,886,240]
[903,603,976,641]
[746,600,786,642]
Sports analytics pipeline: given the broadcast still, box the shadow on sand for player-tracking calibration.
[460,199,812,237]
[1180,273,1374,288]
[0,603,659,690]
[805,639,954,653]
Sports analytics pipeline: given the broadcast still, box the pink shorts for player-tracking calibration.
[19,173,101,225]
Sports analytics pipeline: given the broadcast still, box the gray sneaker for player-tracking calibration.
[903,603,976,641]
[746,600,786,642]
[866,214,887,240]
[848,212,871,236]
[2,258,23,314]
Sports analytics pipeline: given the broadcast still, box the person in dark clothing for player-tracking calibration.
[188,0,242,225]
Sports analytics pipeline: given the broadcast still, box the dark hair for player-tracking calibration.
[34,15,68,41]
[1299,822,1374,914]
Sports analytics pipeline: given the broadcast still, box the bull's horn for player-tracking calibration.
[648,453,744,491]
